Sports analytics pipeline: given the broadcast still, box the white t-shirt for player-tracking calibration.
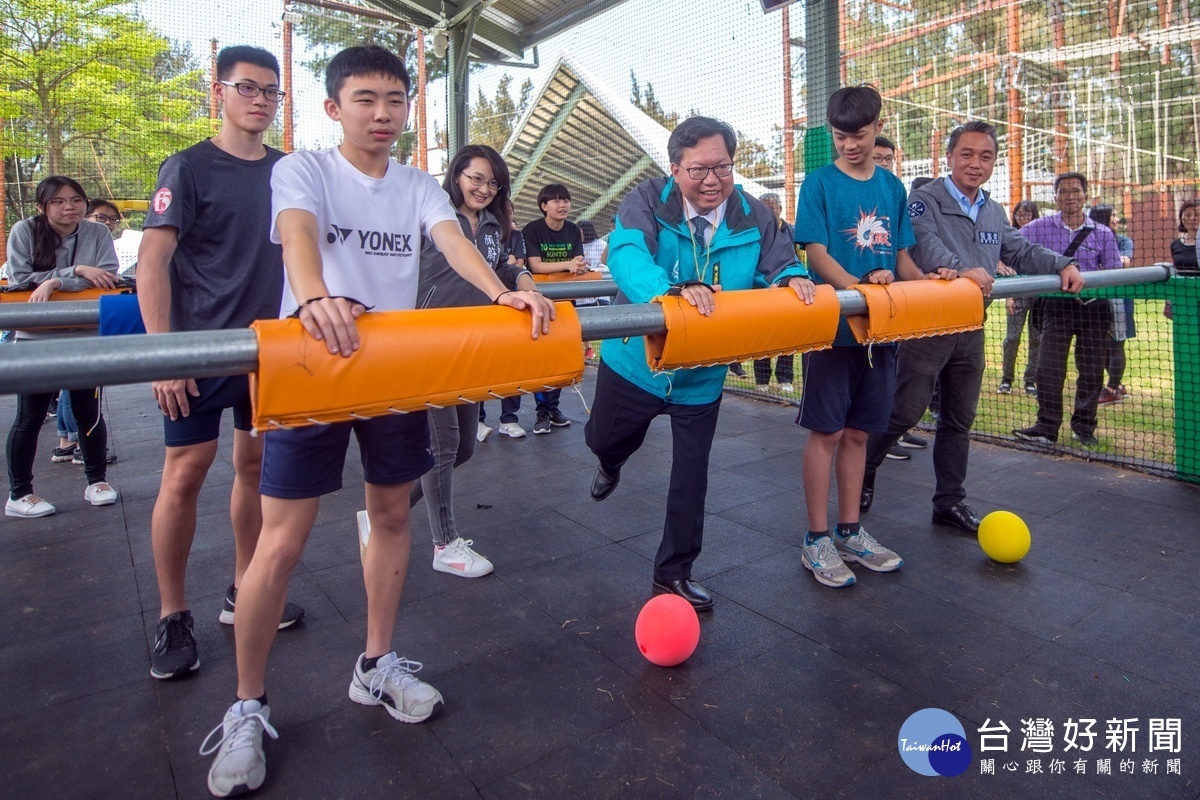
[270,147,458,315]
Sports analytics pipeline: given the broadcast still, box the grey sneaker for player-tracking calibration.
[800,535,856,588]
[833,526,903,573]
[348,652,444,723]
[200,699,278,797]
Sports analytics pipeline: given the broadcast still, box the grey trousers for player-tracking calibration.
[410,403,478,546]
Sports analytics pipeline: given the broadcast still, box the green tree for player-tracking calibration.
[630,70,680,129]
[469,74,534,152]
[0,0,210,216]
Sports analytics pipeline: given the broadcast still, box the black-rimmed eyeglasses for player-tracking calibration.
[683,163,734,181]
[219,81,286,102]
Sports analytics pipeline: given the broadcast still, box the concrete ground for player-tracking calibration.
[2,369,1197,799]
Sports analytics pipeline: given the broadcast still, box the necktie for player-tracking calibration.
[691,216,709,251]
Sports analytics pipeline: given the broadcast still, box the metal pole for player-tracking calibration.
[0,267,1172,396]
[0,281,625,330]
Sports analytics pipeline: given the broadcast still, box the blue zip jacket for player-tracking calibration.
[600,176,810,404]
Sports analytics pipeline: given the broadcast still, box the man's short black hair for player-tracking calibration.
[827,85,882,133]
[537,183,571,213]
[946,120,998,154]
[874,136,896,151]
[1054,171,1088,193]
[667,116,737,165]
[326,45,411,101]
[216,46,280,83]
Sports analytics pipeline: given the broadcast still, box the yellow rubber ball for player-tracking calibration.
[977,510,1031,563]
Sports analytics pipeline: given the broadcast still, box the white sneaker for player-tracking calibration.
[357,509,371,564]
[349,652,444,723]
[433,537,494,578]
[800,535,857,588]
[200,699,278,798]
[779,383,795,394]
[5,493,56,518]
[833,526,903,572]
[498,422,526,439]
[84,482,118,506]
[476,421,493,442]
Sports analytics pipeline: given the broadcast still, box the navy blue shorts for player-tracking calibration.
[798,346,897,434]
[259,412,434,499]
[163,376,253,447]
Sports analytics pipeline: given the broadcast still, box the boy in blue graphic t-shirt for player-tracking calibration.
[793,85,921,589]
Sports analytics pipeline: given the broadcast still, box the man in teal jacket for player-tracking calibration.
[584,116,815,611]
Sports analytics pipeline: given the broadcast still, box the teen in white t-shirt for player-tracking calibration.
[202,46,555,800]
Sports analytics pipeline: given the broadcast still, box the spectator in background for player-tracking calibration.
[522,183,585,434]
[1013,172,1122,448]
[1171,200,1198,272]
[873,136,897,172]
[753,193,797,393]
[998,199,1042,395]
[5,175,120,519]
[396,144,538,579]
[85,199,123,235]
[1090,205,1135,404]
[1165,199,1199,320]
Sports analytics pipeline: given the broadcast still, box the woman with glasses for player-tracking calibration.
[85,199,123,234]
[392,144,537,578]
[4,175,120,518]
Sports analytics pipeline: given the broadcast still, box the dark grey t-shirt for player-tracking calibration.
[143,139,285,332]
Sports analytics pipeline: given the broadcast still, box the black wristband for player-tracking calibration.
[492,290,517,305]
[290,295,373,318]
[665,280,714,296]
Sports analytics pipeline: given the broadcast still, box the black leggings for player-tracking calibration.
[7,388,107,500]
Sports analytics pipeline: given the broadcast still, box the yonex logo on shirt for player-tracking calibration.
[326,224,415,256]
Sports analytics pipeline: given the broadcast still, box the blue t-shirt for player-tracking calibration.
[794,163,916,345]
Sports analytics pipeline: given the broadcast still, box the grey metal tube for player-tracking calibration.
[0,301,102,330]
[537,280,617,301]
[0,265,1172,395]
[0,282,624,329]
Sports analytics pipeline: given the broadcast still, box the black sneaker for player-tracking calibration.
[1013,426,1056,444]
[899,432,927,449]
[1024,382,1037,396]
[532,414,551,435]
[885,446,910,461]
[548,410,571,427]
[150,610,200,680]
[72,448,117,465]
[219,583,306,630]
[51,444,77,463]
[1072,430,1100,447]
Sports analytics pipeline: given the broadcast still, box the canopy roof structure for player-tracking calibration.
[362,0,631,63]
[504,55,773,233]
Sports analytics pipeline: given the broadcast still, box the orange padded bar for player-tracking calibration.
[848,278,984,345]
[249,302,583,432]
[532,271,603,283]
[644,285,840,371]
[0,287,134,303]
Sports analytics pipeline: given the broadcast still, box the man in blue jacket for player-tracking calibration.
[584,116,815,611]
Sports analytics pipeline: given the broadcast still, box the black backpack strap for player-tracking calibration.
[1062,226,1093,258]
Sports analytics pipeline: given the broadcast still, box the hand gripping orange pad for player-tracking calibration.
[532,271,603,283]
[848,278,984,345]
[644,285,840,371]
[249,302,583,432]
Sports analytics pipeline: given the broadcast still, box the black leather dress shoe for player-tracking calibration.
[652,578,713,612]
[932,502,980,533]
[590,464,621,501]
[860,471,875,513]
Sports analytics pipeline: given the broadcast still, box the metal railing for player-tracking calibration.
[0,267,1172,395]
